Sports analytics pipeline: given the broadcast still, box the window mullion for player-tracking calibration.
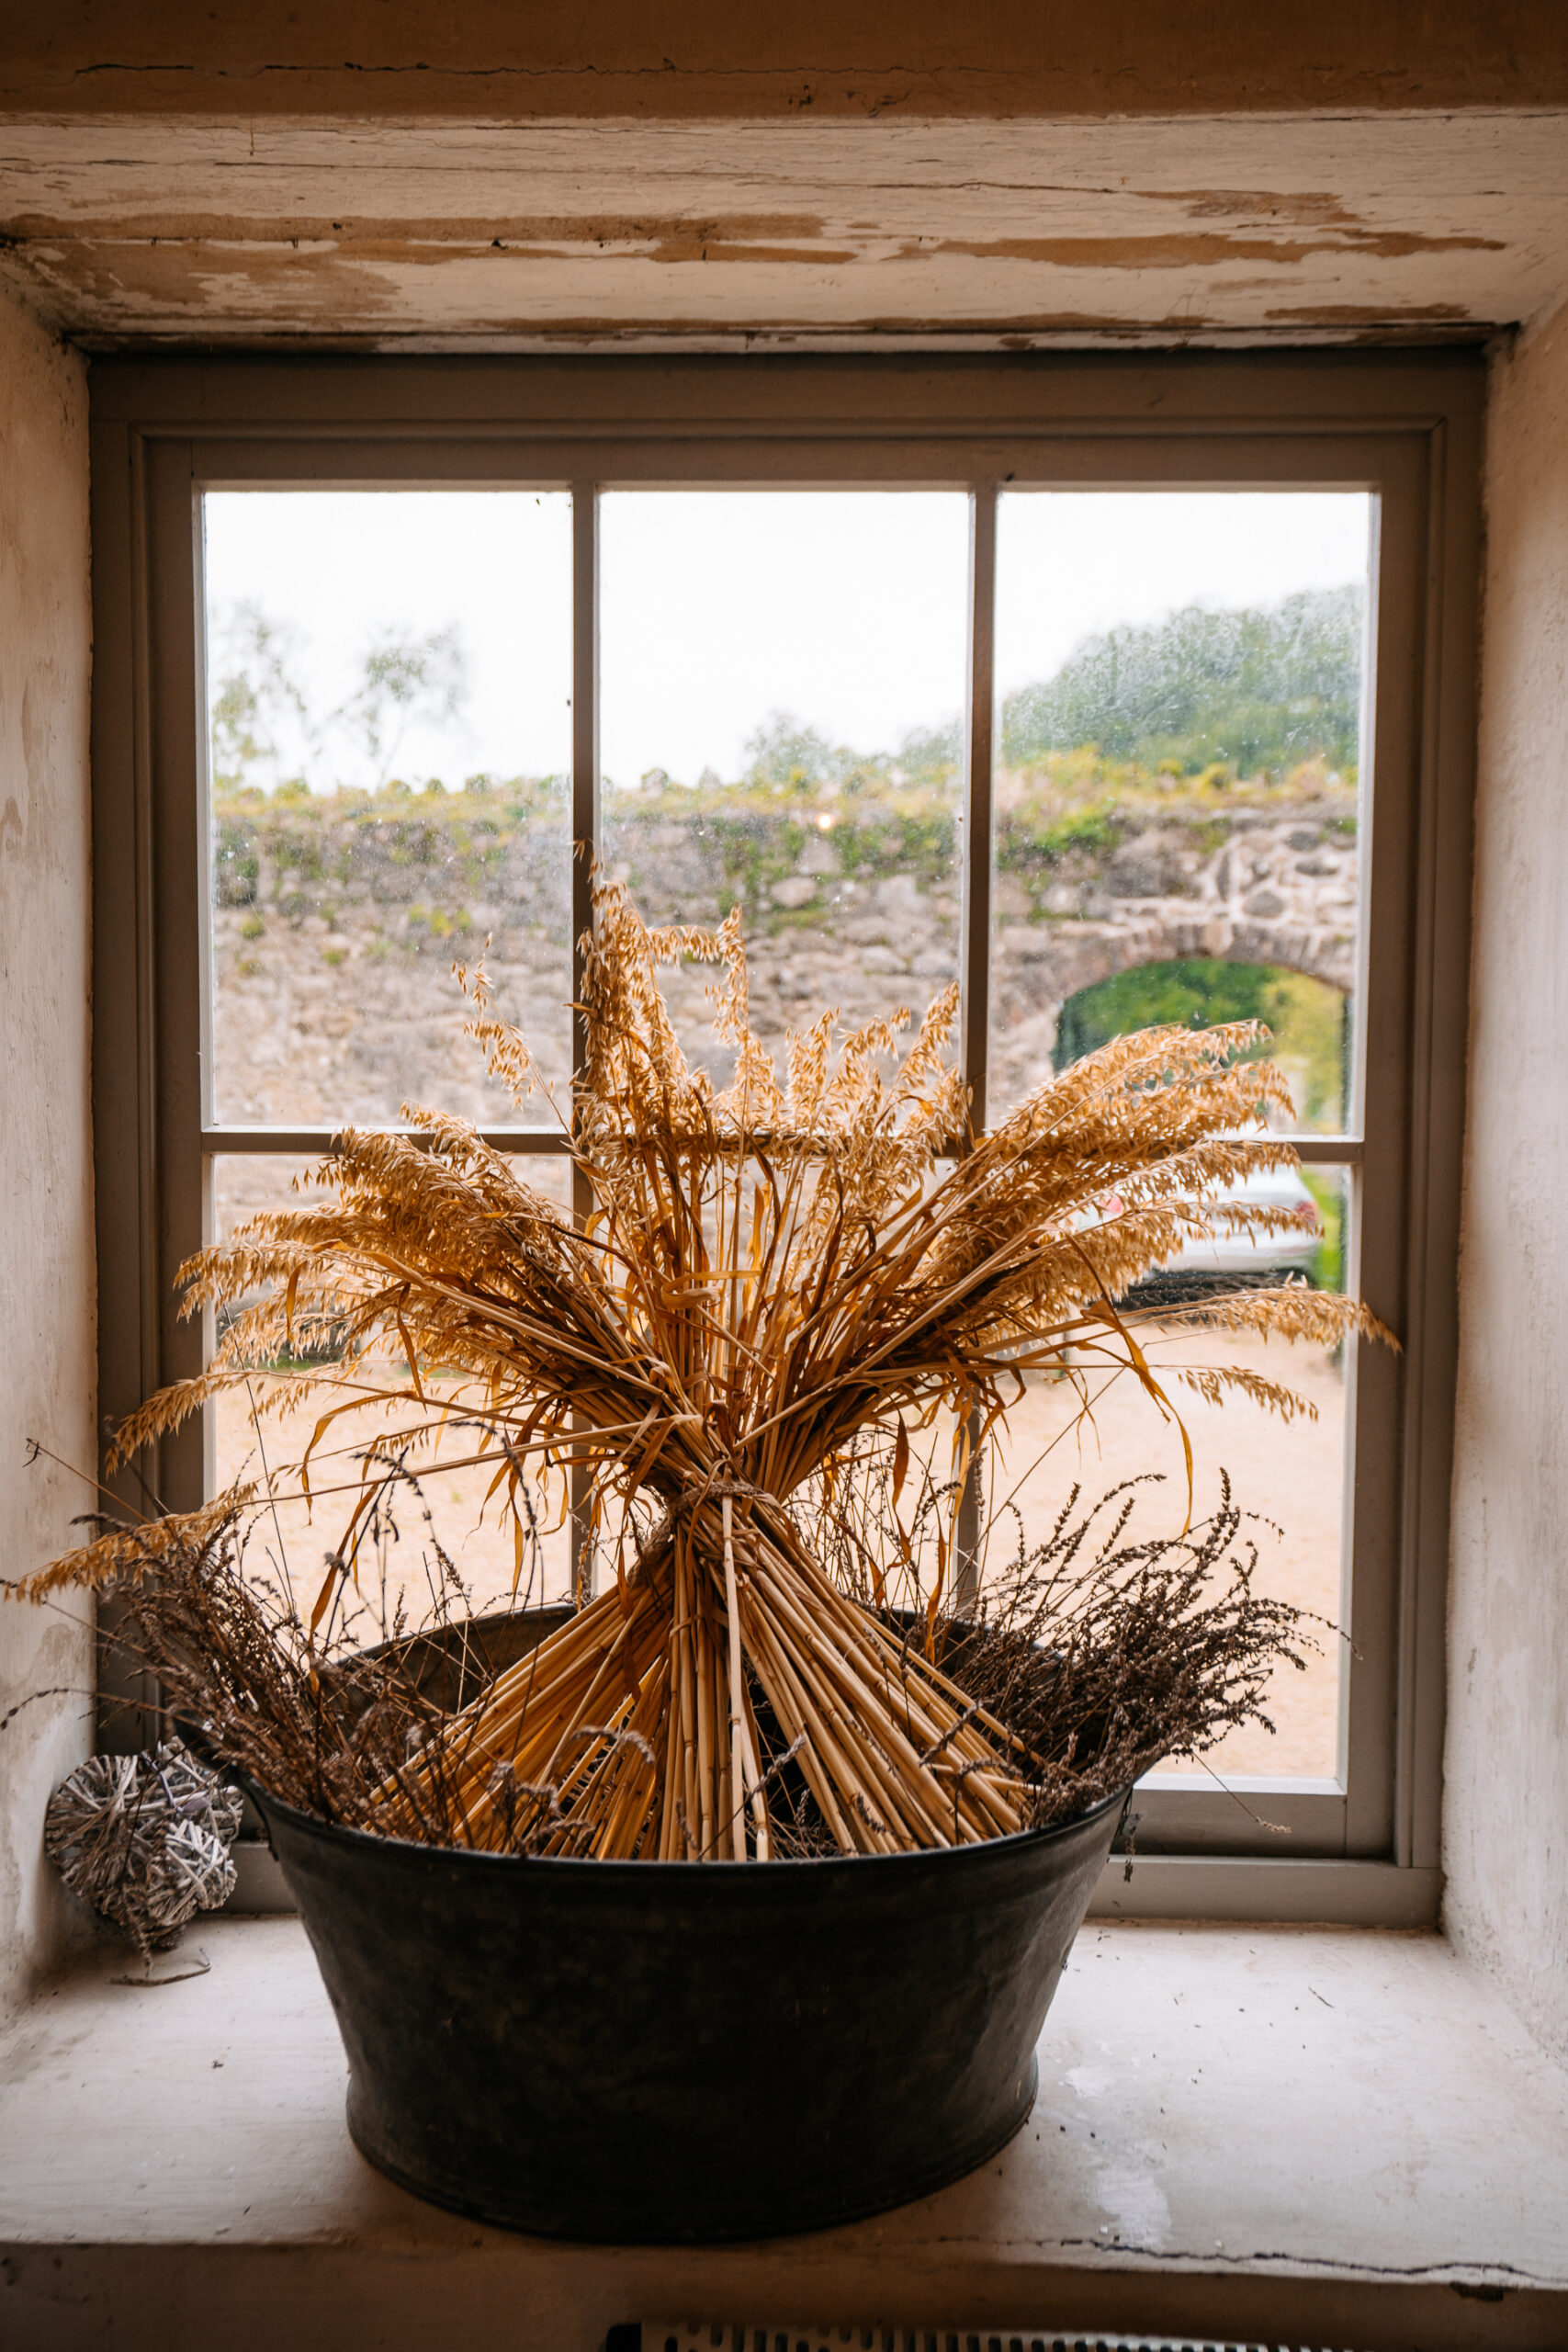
[954,484,998,1605]
[569,481,601,1603]
[961,483,998,1140]
[570,481,601,1119]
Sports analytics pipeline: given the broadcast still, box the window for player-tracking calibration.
[89,353,1481,1917]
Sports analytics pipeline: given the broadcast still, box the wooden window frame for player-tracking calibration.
[87,350,1483,1923]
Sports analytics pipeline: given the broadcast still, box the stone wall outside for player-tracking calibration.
[209,763,1359,1136]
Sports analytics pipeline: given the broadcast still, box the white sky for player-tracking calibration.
[203,487,1371,793]
[599,491,970,786]
[996,491,1371,701]
[203,492,575,792]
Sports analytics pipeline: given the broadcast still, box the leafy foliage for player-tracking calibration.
[1054,960,1350,1136]
[208,602,470,796]
[1001,585,1363,778]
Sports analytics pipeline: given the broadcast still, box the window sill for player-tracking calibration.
[4,1917,1563,2350]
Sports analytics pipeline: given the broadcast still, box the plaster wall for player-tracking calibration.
[1446,298,1568,2056]
[0,284,96,2024]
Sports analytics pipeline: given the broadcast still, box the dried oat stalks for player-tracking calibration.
[17,881,1386,1860]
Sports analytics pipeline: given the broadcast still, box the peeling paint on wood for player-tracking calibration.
[0,110,1564,349]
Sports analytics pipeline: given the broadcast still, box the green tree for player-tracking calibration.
[209,602,308,790]
[743,711,842,793]
[1054,959,1273,1069]
[1053,956,1349,1131]
[897,718,963,787]
[1002,584,1363,777]
[742,708,964,797]
[208,604,470,796]
[333,625,468,790]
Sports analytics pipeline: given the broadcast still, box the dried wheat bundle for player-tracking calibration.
[17,881,1385,1860]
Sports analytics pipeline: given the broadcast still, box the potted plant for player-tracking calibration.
[16,884,1380,2242]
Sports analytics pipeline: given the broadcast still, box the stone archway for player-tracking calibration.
[989,807,1357,1111]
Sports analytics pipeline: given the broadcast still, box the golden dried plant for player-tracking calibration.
[19,881,1385,1860]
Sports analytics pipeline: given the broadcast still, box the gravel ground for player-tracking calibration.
[984,1324,1346,1779]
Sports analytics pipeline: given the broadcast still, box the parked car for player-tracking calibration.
[1087,1159,1324,1301]
[1160,1160,1323,1283]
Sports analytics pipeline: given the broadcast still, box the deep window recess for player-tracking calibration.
[87,354,1482,1918]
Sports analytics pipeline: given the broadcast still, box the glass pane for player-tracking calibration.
[600,491,970,1090]
[989,491,1371,1134]
[203,492,574,1130]
[209,1153,576,1622]
[977,1163,1354,1782]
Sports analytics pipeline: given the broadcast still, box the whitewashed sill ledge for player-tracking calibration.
[3,1918,1565,2352]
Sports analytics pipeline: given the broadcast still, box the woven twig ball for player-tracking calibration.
[44,1739,245,1952]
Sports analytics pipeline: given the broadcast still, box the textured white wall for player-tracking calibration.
[1447,299,1568,2056]
[0,283,95,2022]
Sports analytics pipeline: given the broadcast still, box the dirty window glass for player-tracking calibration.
[202,491,574,1131]
[986,491,1372,1783]
[599,491,970,1086]
[989,491,1370,1135]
